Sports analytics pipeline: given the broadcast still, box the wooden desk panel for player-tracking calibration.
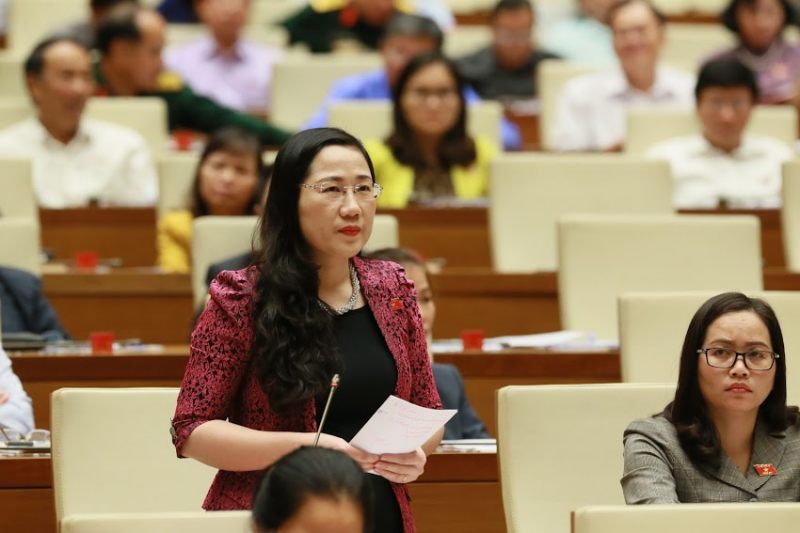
[40,208,157,267]
[0,457,55,533]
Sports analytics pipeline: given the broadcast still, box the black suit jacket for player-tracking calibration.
[432,363,491,440]
[204,253,252,288]
[0,266,69,340]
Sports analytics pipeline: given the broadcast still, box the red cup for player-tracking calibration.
[74,250,99,270]
[461,330,485,351]
[90,332,115,355]
[174,130,193,151]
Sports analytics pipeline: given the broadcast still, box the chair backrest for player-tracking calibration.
[51,388,218,524]
[6,0,88,53]
[618,290,800,404]
[783,160,800,272]
[165,23,289,48]
[0,156,37,220]
[328,100,503,149]
[443,25,492,57]
[157,153,199,217]
[250,0,308,26]
[661,24,736,67]
[537,60,601,151]
[0,53,26,98]
[573,503,800,533]
[626,106,798,154]
[489,154,674,272]
[192,214,400,307]
[0,219,40,276]
[558,214,763,339]
[497,384,677,533]
[61,511,252,533]
[269,55,383,130]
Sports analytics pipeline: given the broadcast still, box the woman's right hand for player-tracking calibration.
[315,434,379,472]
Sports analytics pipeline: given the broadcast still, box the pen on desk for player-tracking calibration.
[0,426,11,442]
[313,374,340,447]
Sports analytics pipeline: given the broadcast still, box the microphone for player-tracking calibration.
[313,374,340,447]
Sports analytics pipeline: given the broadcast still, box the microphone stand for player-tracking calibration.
[313,374,340,446]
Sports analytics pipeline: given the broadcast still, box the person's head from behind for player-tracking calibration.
[579,0,621,23]
[380,13,443,87]
[91,0,139,24]
[491,0,535,71]
[608,0,666,76]
[252,447,373,533]
[190,127,264,217]
[364,248,435,335]
[695,58,758,153]
[24,38,94,141]
[352,0,397,27]
[96,4,166,93]
[194,0,250,49]
[722,0,798,53]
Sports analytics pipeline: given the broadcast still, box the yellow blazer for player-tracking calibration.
[157,209,193,274]
[365,137,498,209]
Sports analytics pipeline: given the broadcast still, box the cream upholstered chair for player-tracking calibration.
[60,512,252,533]
[443,25,492,57]
[6,0,88,52]
[192,215,400,306]
[165,23,289,48]
[625,106,798,154]
[489,154,673,272]
[0,219,40,276]
[157,153,199,217]
[783,160,800,272]
[557,214,763,340]
[269,55,383,130]
[0,53,26,98]
[250,0,308,26]
[537,60,601,151]
[328,100,503,150]
[497,384,677,533]
[573,503,800,533]
[51,388,217,528]
[618,291,800,404]
[0,157,37,220]
[662,24,735,66]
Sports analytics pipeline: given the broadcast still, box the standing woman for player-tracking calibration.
[365,52,498,208]
[622,292,800,504]
[171,128,443,533]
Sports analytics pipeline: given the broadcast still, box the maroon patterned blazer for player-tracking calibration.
[171,256,442,532]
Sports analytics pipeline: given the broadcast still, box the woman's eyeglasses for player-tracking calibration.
[697,347,780,371]
[299,183,383,201]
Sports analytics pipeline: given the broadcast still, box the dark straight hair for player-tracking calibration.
[492,0,534,18]
[695,57,759,102]
[386,52,476,172]
[250,128,375,412]
[252,447,373,532]
[665,292,800,470]
[24,37,88,77]
[721,0,800,34]
[606,0,666,27]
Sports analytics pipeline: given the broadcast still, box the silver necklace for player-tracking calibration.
[319,261,360,315]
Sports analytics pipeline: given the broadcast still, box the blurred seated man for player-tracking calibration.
[52,0,137,49]
[551,0,695,151]
[94,4,291,146]
[0,266,69,341]
[456,0,560,102]
[0,346,34,436]
[164,0,283,115]
[543,0,619,65]
[647,58,793,209]
[304,13,523,150]
[0,37,158,208]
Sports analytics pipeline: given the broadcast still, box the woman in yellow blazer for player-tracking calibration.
[365,52,499,208]
[157,128,266,273]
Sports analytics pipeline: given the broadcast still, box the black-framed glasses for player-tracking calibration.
[697,348,780,371]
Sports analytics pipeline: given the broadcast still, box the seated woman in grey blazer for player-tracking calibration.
[622,292,800,504]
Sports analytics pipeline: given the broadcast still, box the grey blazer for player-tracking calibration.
[622,416,800,504]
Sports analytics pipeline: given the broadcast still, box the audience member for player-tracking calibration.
[622,292,800,504]
[0,266,69,341]
[457,0,560,102]
[543,0,618,65]
[158,127,265,273]
[52,0,136,49]
[365,53,498,208]
[0,37,158,208]
[164,0,283,115]
[304,13,522,150]
[156,0,197,22]
[551,0,695,151]
[647,59,793,209]
[710,0,800,104]
[365,247,491,441]
[0,346,34,437]
[251,446,373,533]
[94,4,291,145]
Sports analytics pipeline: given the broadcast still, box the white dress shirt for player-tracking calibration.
[0,118,158,209]
[0,347,33,436]
[552,66,696,151]
[647,134,794,209]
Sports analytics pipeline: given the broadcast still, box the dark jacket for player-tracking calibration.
[432,362,491,440]
[0,266,69,340]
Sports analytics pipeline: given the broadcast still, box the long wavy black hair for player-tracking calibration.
[665,292,800,470]
[250,128,376,412]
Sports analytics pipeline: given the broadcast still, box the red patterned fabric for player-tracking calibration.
[172,256,442,532]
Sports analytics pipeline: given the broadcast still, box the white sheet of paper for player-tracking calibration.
[350,396,457,455]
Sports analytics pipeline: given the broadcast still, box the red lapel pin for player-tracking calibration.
[390,298,403,311]
[754,464,778,476]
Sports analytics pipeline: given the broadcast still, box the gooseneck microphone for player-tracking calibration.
[313,374,340,446]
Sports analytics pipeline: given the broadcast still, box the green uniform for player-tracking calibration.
[94,66,292,147]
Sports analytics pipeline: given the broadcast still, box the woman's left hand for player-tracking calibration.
[373,448,427,484]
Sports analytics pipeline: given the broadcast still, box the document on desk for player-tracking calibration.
[350,396,457,455]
